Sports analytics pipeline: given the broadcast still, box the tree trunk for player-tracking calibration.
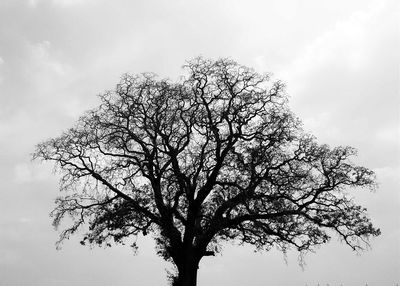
[173,257,199,286]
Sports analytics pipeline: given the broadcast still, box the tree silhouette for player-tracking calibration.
[34,58,380,286]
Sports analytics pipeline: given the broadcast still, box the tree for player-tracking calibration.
[34,57,380,286]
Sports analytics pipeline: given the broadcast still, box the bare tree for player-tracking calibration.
[34,57,380,286]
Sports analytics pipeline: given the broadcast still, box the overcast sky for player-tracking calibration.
[0,0,399,285]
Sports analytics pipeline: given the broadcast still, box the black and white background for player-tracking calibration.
[0,0,398,285]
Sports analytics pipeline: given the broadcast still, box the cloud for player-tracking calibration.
[28,0,91,7]
[283,0,394,91]
[0,39,73,110]
[28,40,72,83]
[13,164,33,183]
[0,38,87,134]
[13,163,51,184]
[375,166,400,185]
[0,249,20,265]
[275,0,399,167]
[39,278,69,286]
[0,57,3,84]
[52,0,91,5]
[0,1,398,285]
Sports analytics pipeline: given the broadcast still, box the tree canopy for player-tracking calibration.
[34,57,380,286]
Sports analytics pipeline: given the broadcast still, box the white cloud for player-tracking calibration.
[13,164,32,183]
[0,249,20,265]
[275,0,399,152]
[18,217,33,223]
[28,0,91,7]
[375,166,400,185]
[39,278,69,286]
[13,162,51,184]
[282,0,388,90]
[21,40,77,107]
[300,112,339,139]
[376,124,400,145]
[30,40,70,77]
[0,56,3,84]
[52,0,90,5]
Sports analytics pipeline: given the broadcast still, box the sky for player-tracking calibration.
[0,0,398,285]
